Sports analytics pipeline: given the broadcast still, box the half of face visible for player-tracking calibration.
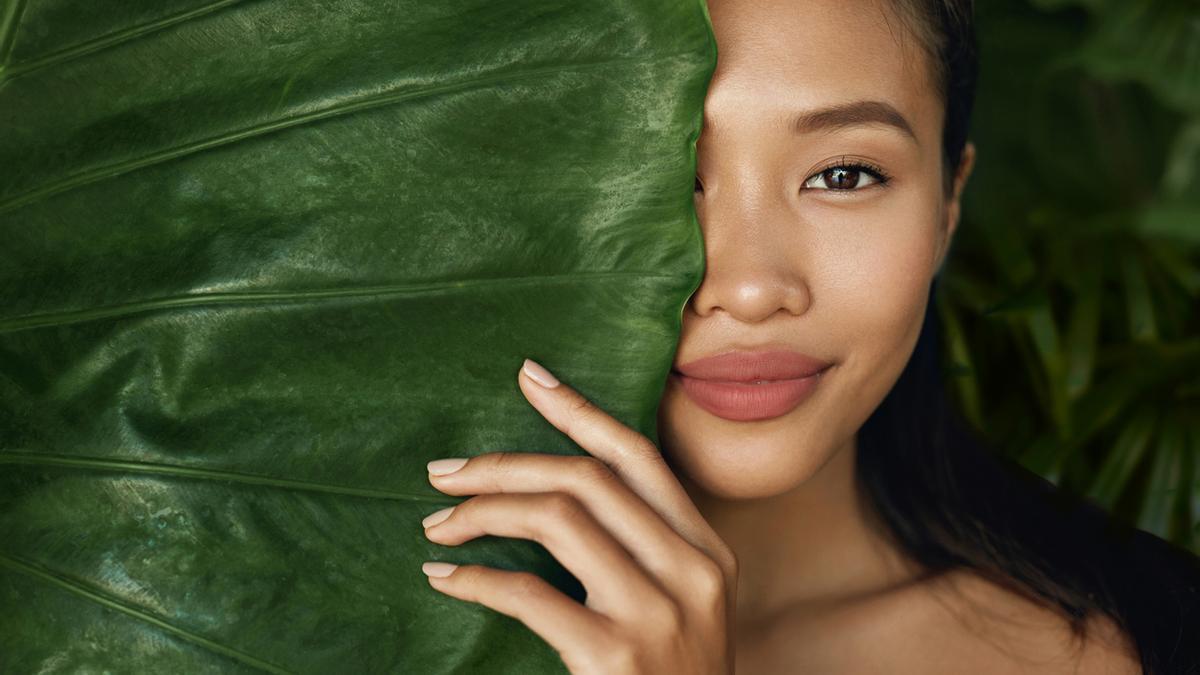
[657,0,957,500]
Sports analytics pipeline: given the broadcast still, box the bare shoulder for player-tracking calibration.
[902,567,1143,674]
[745,567,1143,674]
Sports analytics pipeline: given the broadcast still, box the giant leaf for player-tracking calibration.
[0,0,717,671]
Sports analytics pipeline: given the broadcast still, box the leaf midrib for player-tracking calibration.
[0,451,452,502]
[0,270,687,333]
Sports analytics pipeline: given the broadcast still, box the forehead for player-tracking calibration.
[701,0,940,141]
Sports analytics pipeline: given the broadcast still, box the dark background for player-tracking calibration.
[941,0,1200,553]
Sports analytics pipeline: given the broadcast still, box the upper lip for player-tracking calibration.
[672,349,833,382]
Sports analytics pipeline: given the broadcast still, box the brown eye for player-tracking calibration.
[803,163,885,191]
[826,167,860,189]
[694,175,704,192]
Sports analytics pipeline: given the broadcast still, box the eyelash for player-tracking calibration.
[693,157,893,193]
[803,157,892,192]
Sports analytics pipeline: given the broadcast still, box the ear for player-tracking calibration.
[934,141,976,275]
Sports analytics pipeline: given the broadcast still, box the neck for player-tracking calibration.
[679,433,925,628]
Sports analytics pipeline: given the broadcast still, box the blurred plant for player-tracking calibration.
[939,0,1200,551]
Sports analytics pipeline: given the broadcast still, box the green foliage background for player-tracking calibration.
[940,0,1200,553]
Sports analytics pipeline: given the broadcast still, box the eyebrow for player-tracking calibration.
[789,100,917,143]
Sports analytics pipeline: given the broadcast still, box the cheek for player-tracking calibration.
[806,192,941,451]
[812,192,940,345]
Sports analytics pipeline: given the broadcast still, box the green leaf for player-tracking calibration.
[1077,0,1200,114]
[1019,434,1067,484]
[1063,264,1101,400]
[1026,0,1104,12]
[981,283,1046,317]
[1087,407,1159,506]
[0,1,717,672]
[954,0,1200,554]
[1026,299,1072,436]
[1064,368,1147,464]
[1121,251,1159,342]
[1161,117,1200,199]
[1136,416,1186,540]
[1145,238,1200,297]
[936,297,984,431]
[1134,204,1200,244]
[982,224,1039,288]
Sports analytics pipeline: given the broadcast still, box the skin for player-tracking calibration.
[660,0,961,628]
[417,0,1142,672]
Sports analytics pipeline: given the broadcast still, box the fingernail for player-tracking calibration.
[427,458,468,476]
[422,506,455,529]
[422,561,458,578]
[522,358,560,388]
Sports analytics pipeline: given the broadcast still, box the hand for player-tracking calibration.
[419,358,738,675]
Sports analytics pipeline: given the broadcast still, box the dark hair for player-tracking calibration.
[889,0,978,194]
[856,2,1200,673]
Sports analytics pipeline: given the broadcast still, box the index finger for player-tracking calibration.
[517,358,727,561]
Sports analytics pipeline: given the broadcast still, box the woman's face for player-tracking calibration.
[658,0,968,500]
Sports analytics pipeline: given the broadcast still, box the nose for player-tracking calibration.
[685,184,814,323]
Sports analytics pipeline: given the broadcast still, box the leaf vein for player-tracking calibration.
[0,451,449,503]
[0,51,690,214]
[0,271,685,333]
[0,0,247,88]
[0,0,29,74]
[0,551,292,674]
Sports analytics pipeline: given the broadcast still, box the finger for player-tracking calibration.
[428,452,718,599]
[422,491,670,623]
[422,562,620,671]
[517,358,731,564]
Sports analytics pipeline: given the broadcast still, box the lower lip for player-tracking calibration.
[671,368,829,422]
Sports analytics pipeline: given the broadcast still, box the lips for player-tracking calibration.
[672,350,832,383]
[670,350,833,422]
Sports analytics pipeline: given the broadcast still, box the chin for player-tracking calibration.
[656,380,847,502]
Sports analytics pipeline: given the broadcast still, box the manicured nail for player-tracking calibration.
[427,458,468,476]
[522,358,560,388]
[422,561,458,578]
[422,506,455,529]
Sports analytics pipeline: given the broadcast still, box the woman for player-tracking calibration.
[419,0,1200,672]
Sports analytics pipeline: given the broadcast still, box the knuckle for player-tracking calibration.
[571,455,617,487]
[627,436,662,461]
[508,571,548,600]
[542,492,587,525]
[487,451,519,478]
[694,556,729,601]
[616,437,666,477]
[566,395,601,425]
[628,594,684,651]
[453,564,488,593]
[648,596,686,633]
[683,549,731,606]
